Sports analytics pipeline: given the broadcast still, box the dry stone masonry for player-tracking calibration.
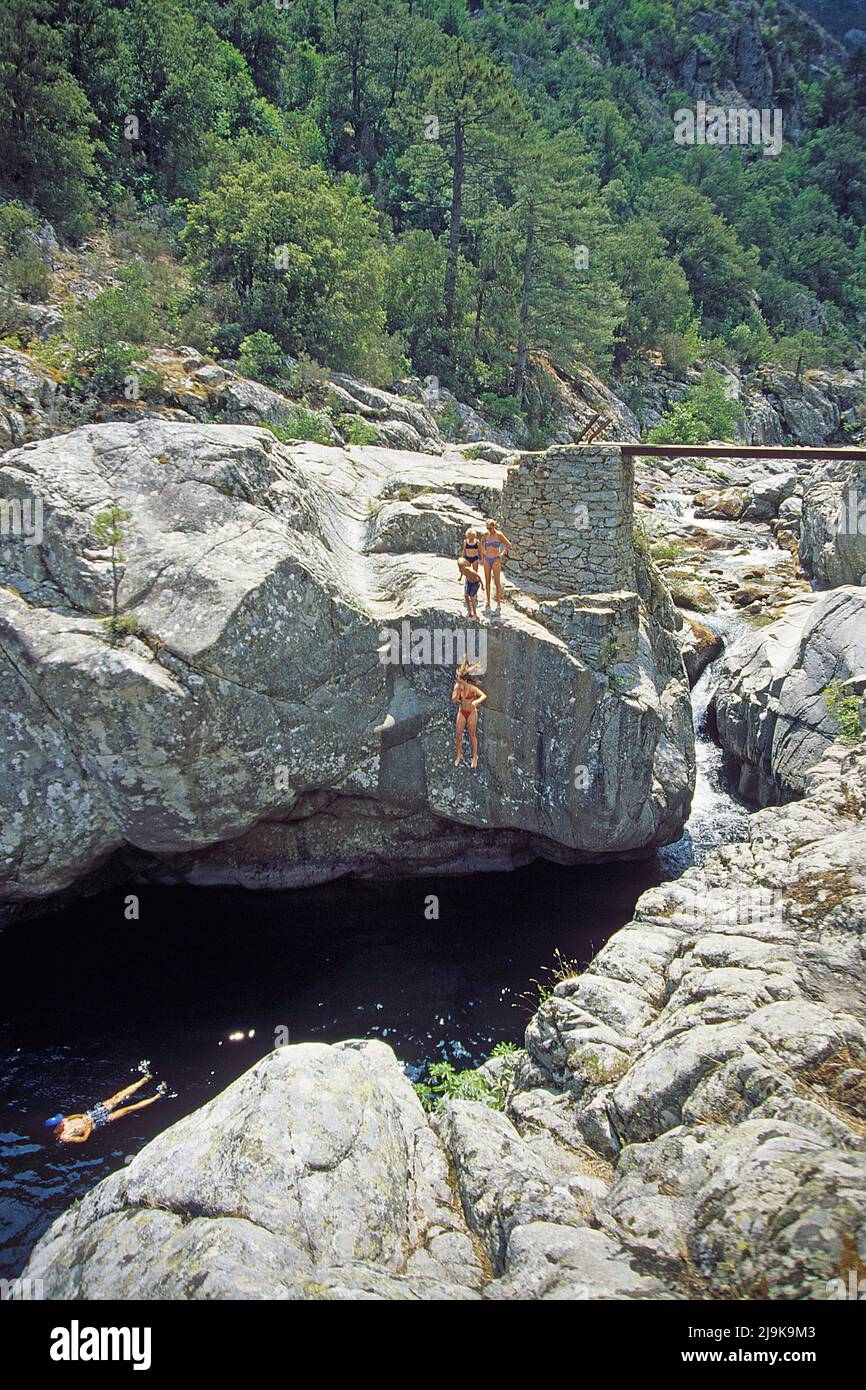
[502,444,639,668]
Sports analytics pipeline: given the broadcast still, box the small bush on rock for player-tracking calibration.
[824,681,864,744]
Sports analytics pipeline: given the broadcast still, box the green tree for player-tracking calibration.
[641,179,761,333]
[384,229,448,376]
[417,38,523,344]
[183,152,391,375]
[0,0,98,236]
[238,330,288,386]
[610,219,693,360]
[506,130,624,398]
[93,504,137,642]
[648,368,744,446]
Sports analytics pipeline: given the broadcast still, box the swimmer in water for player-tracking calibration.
[46,1062,175,1144]
[451,658,486,768]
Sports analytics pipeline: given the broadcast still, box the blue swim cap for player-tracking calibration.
[45,1114,65,1128]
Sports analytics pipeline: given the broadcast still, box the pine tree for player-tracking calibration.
[419,38,523,348]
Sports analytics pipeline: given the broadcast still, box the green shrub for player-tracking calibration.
[648,368,744,446]
[658,317,703,376]
[75,266,155,351]
[633,519,651,558]
[478,391,522,425]
[0,201,51,302]
[101,612,140,644]
[724,318,771,369]
[86,344,161,402]
[264,409,333,445]
[598,638,621,672]
[343,416,378,446]
[650,539,686,564]
[213,322,245,359]
[413,1042,520,1113]
[824,681,864,744]
[238,330,287,386]
[771,331,826,374]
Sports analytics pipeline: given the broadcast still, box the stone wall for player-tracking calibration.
[501,444,638,669]
[500,444,635,596]
[538,592,640,669]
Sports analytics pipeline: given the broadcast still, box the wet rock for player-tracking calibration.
[694,488,746,521]
[679,616,723,687]
[742,472,798,522]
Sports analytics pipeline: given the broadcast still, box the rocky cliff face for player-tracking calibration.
[713,587,866,804]
[0,422,694,914]
[620,0,847,129]
[24,736,866,1300]
[800,461,866,588]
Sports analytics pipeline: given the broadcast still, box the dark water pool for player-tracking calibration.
[0,855,670,1279]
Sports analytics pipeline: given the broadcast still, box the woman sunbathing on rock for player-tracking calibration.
[481,519,510,612]
[47,1062,175,1144]
[451,659,486,768]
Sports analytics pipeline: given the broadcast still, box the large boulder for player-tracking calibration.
[743,367,862,449]
[711,587,866,804]
[23,1040,485,1300]
[800,463,866,588]
[0,420,694,911]
[219,377,342,444]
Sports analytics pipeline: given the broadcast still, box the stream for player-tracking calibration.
[1,506,777,1281]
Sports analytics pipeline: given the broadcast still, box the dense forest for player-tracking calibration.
[1,0,864,434]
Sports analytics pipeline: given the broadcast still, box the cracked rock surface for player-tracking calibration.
[0,419,693,907]
[712,587,866,804]
[23,740,866,1300]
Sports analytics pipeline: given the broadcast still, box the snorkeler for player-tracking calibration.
[458,556,482,619]
[451,658,486,768]
[481,519,511,612]
[46,1061,176,1144]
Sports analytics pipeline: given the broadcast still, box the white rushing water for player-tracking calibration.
[658,612,752,877]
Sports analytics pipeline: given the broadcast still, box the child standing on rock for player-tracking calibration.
[458,557,482,619]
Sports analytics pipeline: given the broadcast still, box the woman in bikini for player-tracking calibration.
[481,519,510,612]
[461,529,481,573]
[46,1062,175,1144]
[451,658,486,768]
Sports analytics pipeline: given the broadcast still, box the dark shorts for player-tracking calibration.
[465,579,481,597]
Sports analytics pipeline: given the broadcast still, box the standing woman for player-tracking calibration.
[451,659,486,768]
[461,528,481,572]
[481,519,510,612]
